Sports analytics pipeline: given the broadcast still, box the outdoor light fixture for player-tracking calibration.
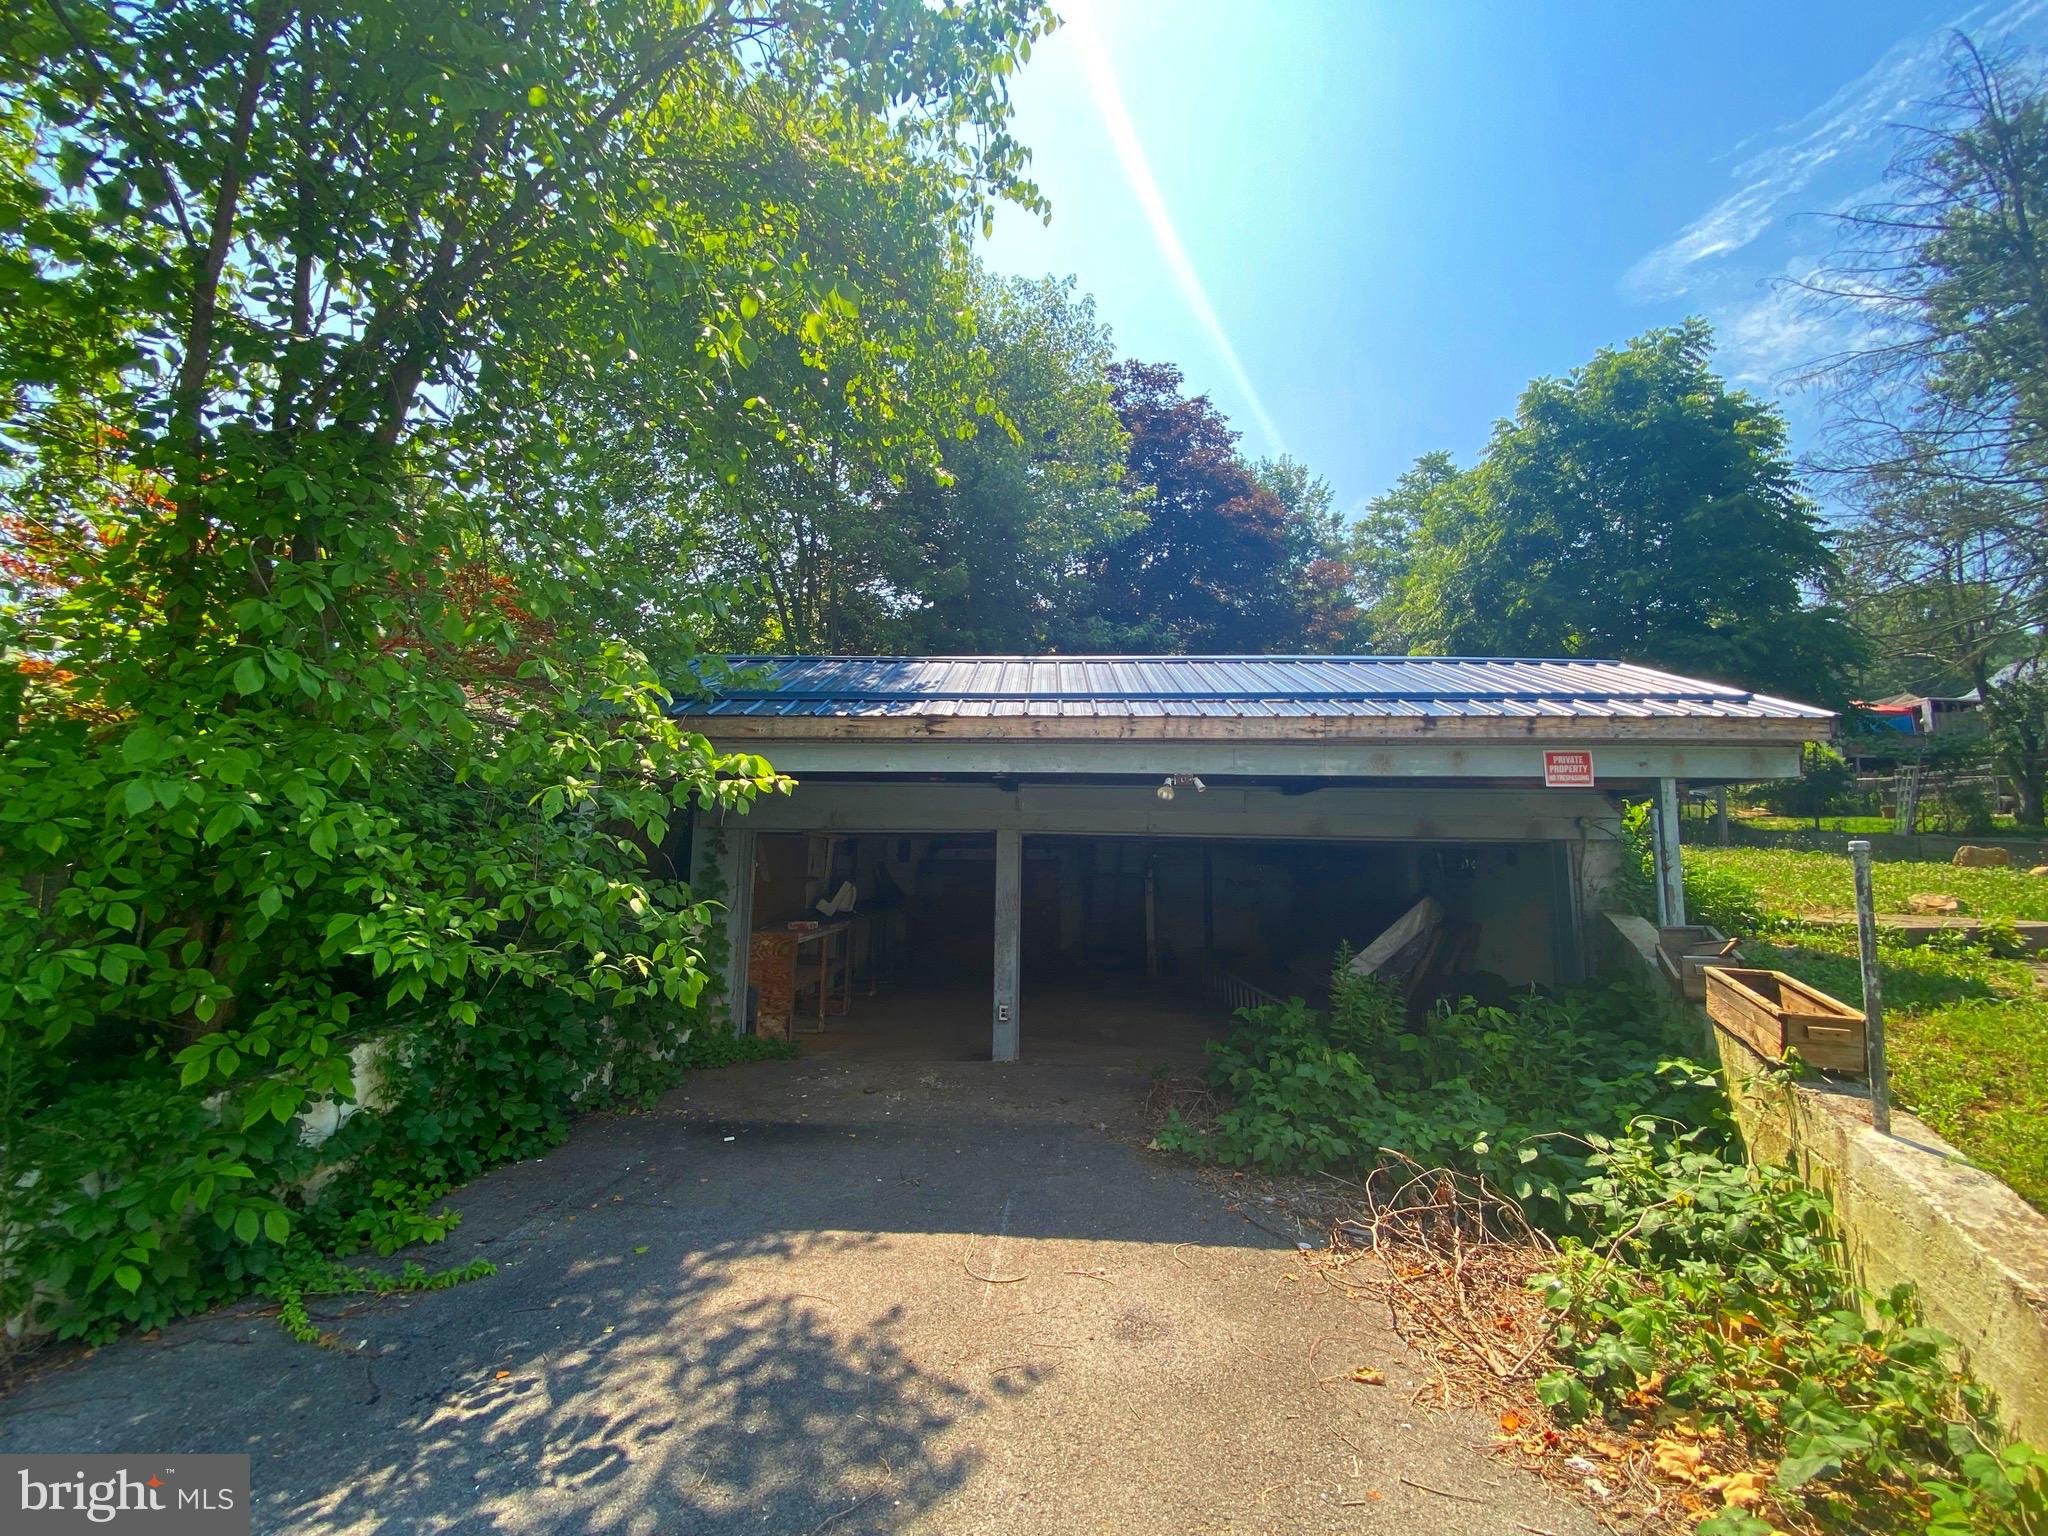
[1156,774,1206,801]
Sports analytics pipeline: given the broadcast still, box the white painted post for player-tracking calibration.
[1850,840,1892,1136]
[993,828,1021,1062]
[718,826,757,1034]
[1656,777,1686,928]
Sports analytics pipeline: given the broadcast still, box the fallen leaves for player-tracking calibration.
[1351,1366,1387,1386]
[1651,1438,1704,1483]
[1704,1468,1769,1509]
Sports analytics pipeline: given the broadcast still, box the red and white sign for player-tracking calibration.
[1543,750,1595,788]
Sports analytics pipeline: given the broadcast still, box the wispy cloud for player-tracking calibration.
[1626,0,2048,303]
[1065,2,1286,453]
[1718,272,1873,389]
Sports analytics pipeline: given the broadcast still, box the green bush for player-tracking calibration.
[1617,798,1766,933]
[1928,780,1999,837]
[676,1027,800,1070]
[3,1074,314,1338]
[3,988,712,1343]
[1536,1125,2048,1534]
[1156,965,1717,1223]
[1683,858,1771,937]
[1754,742,1857,825]
[1153,948,2047,1532]
[1616,800,1658,917]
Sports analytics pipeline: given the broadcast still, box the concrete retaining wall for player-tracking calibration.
[1600,911,2048,1440]
[1718,1033,2048,1441]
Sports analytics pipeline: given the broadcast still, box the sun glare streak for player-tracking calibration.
[1065,3,1286,454]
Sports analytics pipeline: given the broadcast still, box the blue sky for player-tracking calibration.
[979,0,2048,517]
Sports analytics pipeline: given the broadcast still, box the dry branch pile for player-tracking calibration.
[1305,1154,1556,1404]
[1271,1156,1788,1534]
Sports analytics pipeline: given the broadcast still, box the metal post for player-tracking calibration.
[1849,840,1891,1135]
[992,828,1021,1062]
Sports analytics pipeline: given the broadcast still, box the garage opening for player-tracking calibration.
[746,831,994,1057]
[740,827,1576,1063]
[1022,836,1574,1019]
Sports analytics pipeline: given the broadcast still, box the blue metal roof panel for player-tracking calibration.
[678,655,1834,723]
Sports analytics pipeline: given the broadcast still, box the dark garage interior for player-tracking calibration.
[741,824,1573,1059]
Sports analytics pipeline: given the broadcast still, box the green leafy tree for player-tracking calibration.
[1248,454,1366,652]
[1390,322,1861,700]
[1347,450,1462,653]
[1806,37,2048,824]
[690,266,1132,653]
[1807,37,2048,509]
[1978,660,2048,828]
[1059,360,1355,654]
[884,273,1134,652]
[0,0,1050,1337]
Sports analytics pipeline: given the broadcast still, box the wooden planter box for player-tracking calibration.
[1703,966,1865,1073]
[1656,924,1742,1002]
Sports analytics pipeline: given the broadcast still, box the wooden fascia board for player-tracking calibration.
[674,711,1827,745]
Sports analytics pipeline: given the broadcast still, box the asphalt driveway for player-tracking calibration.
[0,1036,1594,1535]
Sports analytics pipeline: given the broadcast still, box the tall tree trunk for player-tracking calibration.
[170,1,294,470]
[2012,740,2047,829]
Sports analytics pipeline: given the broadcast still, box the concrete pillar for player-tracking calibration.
[1655,777,1686,928]
[717,825,757,1034]
[992,828,1021,1062]
[1714,786,1730,847]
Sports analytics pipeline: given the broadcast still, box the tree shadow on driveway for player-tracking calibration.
[0,1053,1596,1535]
[6,1226,1007,1536]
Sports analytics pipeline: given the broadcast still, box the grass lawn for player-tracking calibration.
[1734,812,2028,834]
[1687,844,2048,922]
[1685,847,2048,1212]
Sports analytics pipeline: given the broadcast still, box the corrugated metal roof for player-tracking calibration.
[676,655,1833,722]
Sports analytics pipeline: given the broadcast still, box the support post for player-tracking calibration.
[1714,786,1729,847]
[1201,846,1215,958]
[718,826,756,1035]
[1850,840,1892,1136]
[1143,856,1159,980]
[992,828,1021,1062]
[1655,777,1686,928]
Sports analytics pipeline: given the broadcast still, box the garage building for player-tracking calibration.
[674,655,1832,1060]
